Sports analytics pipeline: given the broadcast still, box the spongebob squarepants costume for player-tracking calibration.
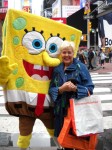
[0,9,82,149]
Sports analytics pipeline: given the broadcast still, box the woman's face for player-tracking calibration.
[61,46,74,67]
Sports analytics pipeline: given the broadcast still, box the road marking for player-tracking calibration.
[94,88,111,93]
[93,80,112,83]
[102,103,112,111]
[92,77,112,80]
[103,116,112,129]
[91,74,112,77]
[91,72,112,130]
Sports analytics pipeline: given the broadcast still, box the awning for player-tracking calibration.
[0,7,8,20]
[0,13,6,20]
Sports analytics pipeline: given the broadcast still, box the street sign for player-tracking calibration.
[83,15,94,20]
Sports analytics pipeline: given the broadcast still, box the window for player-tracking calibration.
[0,0,2,7]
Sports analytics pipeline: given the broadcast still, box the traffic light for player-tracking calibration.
[88,21,92,32]
[81,34,87,41]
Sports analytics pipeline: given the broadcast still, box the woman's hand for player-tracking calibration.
[58,81,77,94]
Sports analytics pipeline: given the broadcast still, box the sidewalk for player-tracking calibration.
[90,62,112,74]
[0,148,57,150]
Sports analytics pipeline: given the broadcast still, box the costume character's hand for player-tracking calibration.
[0,56,18,85]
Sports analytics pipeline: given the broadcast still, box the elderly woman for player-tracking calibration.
[49,40,94,150]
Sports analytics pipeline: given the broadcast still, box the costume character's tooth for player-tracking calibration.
[31,74,41,80]
[33,64,41,70]
[43,66,49,71]
[42,76,49,80]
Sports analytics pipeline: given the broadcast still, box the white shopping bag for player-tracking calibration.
[70,95,104,137]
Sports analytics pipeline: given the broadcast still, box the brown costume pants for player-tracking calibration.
[19,107,54,136]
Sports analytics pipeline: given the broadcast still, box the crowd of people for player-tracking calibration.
[77,47,112,70]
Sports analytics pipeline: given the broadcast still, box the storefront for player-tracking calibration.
[0,0,8,55]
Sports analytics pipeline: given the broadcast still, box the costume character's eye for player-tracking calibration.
[22,31,45,54]
[46,36,63,58]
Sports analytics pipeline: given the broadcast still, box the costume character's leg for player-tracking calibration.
[38,107,54,135]
[47,128,54,137]
[17,108,54,149]
[38,107,61,148]
[17,116,36,149]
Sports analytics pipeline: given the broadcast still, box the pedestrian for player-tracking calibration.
[88,48,94,70]
[100,49,106,68]
[109,50,112,63]
[78,49,86,64]
[83,49,88,65]
[98,48,102,64]
[49,40,94,150]
[92,49,97,68]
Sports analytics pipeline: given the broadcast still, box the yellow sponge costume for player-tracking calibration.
[1,9,82,148]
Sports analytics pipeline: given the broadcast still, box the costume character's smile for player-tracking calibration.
[23,60,53,81]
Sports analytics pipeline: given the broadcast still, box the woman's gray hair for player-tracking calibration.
[60,40,75,52]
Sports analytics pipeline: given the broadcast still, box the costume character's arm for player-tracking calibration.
[0,56,18,85]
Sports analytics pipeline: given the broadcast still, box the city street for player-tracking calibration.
[90,62,112,150]
[90,62,112,74]
[0,62,112,150]
[0,0,112,149]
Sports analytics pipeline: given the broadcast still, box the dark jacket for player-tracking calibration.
[49,58,94,137]
[79,53,85,64]
[109,51,112,58]
[88,51,94,60]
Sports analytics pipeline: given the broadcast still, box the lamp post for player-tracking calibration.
[87,17,90,49]
[91,29,98,51]
[83,0,91,49]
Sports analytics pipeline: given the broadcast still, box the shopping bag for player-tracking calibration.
[70,95,104,137]
[57,108,98,149]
